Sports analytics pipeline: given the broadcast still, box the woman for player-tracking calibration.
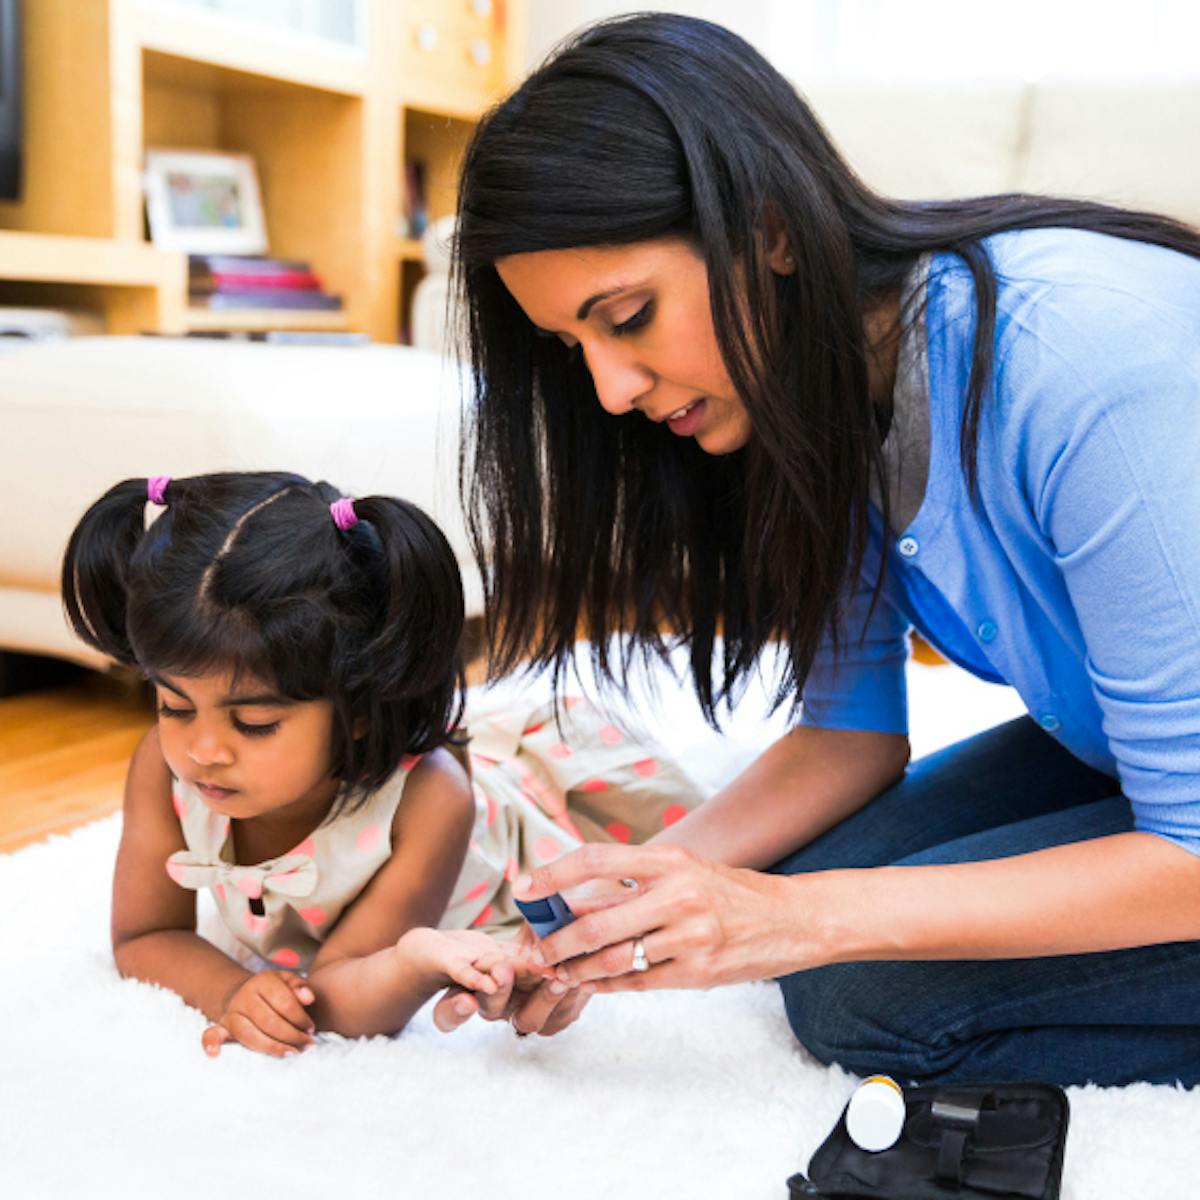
[434,13,1200,1085]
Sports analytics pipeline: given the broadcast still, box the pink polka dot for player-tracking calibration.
[291,836,316,858]
[533,835,562,863]
[271,948,301,969]
[297,907,327,925]
[355,824,382,854]
[581,778,609,793]
[606,821,632,844]
[464,881,490,903]
[171,789,187,820]
[504,857,519,881]
[548,742,572,759]
[564,696,583,708]
[522,721,547,736]
[634,757,658,778]
[662,804,688,827]
[486,792,498,827]
[164,860,186,885]
[399,754,422,771]
[470,904,494,928]
[215,883,227,902]
[242,910,268,935]
[234,873,263,900]
[599,724,623,746]
[220,816,231,838]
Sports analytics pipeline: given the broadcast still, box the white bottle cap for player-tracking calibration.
[845,1075,905,1153]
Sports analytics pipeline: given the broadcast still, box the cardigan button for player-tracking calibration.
[977,620,998,643]
[898,536,919,558]
[1039,713,1061,733]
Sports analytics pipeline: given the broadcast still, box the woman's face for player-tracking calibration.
[496,238,753,455]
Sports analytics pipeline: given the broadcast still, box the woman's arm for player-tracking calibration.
[653,724,909,868]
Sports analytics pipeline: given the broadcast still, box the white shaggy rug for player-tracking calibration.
[3,662,1197,1199]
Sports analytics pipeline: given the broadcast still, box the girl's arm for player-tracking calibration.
[111,728,252,1018]
[304,749,517,1037]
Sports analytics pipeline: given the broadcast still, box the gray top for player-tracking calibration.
[876,254,932,533]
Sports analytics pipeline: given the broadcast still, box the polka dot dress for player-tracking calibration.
[165,695,706,965]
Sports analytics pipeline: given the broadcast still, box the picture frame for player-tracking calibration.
[143,149,268,255]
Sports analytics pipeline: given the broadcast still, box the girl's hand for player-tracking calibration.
[431,922,593,1037]
[202,970,317,1058]
[515,843,811,993]
[397,927,517,996]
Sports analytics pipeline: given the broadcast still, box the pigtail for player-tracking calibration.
[342,495,466,783]
[61,478,158,665]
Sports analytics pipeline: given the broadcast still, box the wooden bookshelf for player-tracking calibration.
[0,0,525,343]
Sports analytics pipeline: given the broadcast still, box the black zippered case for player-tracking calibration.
[788,1082,1069,1199]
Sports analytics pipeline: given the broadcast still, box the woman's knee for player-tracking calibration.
[778,961,963,1081]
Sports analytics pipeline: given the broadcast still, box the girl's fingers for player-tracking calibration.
[445,958,500,996]
[278,970,316,1006]
[224,1011,305,1058]
[246,996,316,1050]
[261,975,317,1035]
[202,1023,231,1057]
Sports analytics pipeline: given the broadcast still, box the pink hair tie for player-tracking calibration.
[330,497,358,531]
[147,475,172,506]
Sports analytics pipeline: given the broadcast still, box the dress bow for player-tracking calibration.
[164,851,318,901]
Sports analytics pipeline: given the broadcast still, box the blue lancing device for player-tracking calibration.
[514,892,576,938]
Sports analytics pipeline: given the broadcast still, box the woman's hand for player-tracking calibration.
[515,843,815,993]
[202,969,317,1058]
[431,922,594,1036]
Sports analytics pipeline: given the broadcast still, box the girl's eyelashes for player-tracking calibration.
[156,700,277,738]
[612,300,653,337]
[233,718,279,738]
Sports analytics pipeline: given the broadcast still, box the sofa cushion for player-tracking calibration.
[1017,78,1200,228]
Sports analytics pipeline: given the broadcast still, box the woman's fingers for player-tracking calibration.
[537,984,594,1036]
[509,977,578,1035]
[515,843,691,904]
[431,986,479,1032]
[537,885,672,971]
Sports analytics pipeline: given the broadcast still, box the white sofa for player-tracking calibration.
[801,76,1200,228]
[2,76,1197,669]
[0,338,478,668]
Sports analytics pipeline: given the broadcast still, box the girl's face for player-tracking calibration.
[153,669,338,825]
[496,238,753,456]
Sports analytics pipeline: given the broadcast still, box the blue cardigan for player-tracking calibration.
[799,228,1200,854]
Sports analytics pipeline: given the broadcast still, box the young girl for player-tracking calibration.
[62,471,704,1057]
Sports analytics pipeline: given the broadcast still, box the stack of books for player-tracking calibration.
[188,256,343,312]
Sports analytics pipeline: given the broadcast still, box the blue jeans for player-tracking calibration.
[770,716,1200,1086]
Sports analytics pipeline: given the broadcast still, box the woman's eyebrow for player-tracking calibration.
[576,284,630,321]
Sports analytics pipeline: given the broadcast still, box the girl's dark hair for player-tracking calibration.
[455,12,1200,718]
[62,472,465,814]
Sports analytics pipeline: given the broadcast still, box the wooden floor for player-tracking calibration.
[0,671,152,853]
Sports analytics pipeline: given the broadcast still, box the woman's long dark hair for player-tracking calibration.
[62,472,465,814]
[455,12,1200,718]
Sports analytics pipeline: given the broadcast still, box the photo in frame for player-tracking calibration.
[143,149,268,255]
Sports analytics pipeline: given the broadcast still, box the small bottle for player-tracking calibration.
[845,1075,906,1153]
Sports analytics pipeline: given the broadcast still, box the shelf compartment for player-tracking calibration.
[136,2,368,97]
